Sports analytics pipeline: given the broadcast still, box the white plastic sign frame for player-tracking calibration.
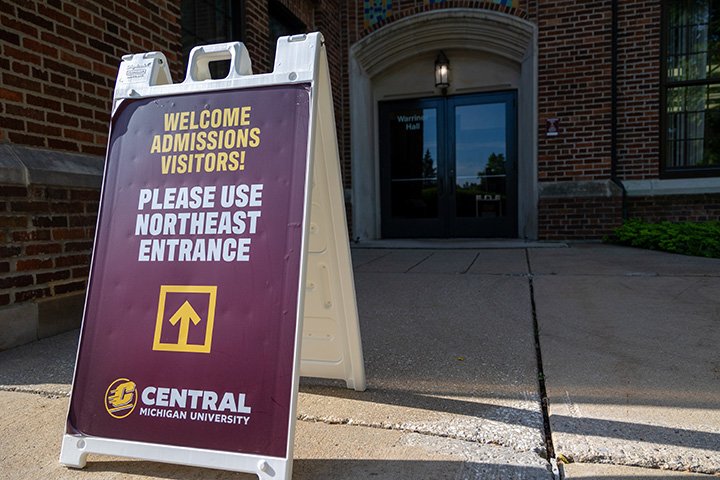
[60,32,365,479]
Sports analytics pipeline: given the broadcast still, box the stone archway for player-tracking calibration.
[349,9,538,240]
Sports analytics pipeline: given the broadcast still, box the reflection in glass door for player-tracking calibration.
[449,93,516,237]
[380,91,517,238]
[379,98,445,236]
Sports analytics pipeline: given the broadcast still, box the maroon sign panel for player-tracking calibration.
[68,84,311,458]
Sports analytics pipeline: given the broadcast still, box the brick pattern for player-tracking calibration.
[0,0,345,314]
[0,0,710,247]
[339,3,353,191]
[616,0,660,180]
[0,0,182,154]
[356,0,528,37]
[243,0,320,74]
[538,196,623,240]
[629,194,720,223]
[243,1,273,74]
[0,184,98,307]
[532,0,616,239]
[278,0,316,29]
[531,1,669,238]
[535,0,612,183]
[313,0,347,186]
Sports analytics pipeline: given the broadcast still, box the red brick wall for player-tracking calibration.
[616,0,660,180]
[278,0,316,29]
[243,2,273,73]
[355,0,528,37]
[0,0,182,344]
[0,0,182,154]
[0,1,349,349]
[629,194,720,223]
[538,196,623,240]
[243,0,321,74]
[535,0,612,182]
[2,0,706,247]
[0,184,97,307]
[339,2,354,191]
[0,1,346,329]
[313,0,345,176]
[531,0,611,239]
[531,0,665,239]
[531,1,714,236]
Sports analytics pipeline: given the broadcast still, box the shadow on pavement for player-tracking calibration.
[80,458,552,480]
[300,382,538,427]
[551,415,720,452]
[81,460,254,479]
[300,382,720,452]
[293,459,552,479]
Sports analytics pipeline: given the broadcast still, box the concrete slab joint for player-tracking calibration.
[2,246,719,477]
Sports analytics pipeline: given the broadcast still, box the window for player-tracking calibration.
[662,0,720,176]
[181,0,243,78]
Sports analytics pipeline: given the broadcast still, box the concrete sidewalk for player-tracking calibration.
[1,244,718,479]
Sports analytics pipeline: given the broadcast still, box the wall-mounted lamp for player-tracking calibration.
[434,51,450,90]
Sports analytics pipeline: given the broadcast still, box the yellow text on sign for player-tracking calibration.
[153,285,217,353]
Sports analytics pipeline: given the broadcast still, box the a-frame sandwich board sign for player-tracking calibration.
[60,32,365,479]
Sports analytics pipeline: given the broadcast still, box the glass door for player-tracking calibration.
[379,98,445,237]
[449,92,517,237]
[379,91,517,238]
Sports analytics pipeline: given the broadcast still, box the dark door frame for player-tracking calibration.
[379,90,518,238]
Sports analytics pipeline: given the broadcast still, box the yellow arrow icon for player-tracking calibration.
[168,300,202,346]
[153,285,216,353]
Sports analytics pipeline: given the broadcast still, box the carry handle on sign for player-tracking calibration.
[185,42,253,81]
[60,32,365,480]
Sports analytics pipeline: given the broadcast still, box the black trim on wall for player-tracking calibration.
[610,0,628,218]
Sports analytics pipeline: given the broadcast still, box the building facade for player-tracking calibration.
[0,0,718,348]
[347,0,719,240]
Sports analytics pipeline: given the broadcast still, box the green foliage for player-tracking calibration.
[485,152,506,175]
[605,219,720,258]
[421,148,436,179]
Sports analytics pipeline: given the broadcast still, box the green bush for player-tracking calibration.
[605,219,720,258]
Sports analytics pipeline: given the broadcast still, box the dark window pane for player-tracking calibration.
[454,103,507,218]
[388,108,439,219]
[665,84,720,168]
[664,0,720,171]
[666,0,719,82]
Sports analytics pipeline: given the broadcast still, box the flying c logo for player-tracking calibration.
[105,378,138,419]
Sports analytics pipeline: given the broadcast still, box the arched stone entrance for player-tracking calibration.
[349,9,538,240]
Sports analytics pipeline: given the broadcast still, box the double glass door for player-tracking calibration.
[379,91,517,238]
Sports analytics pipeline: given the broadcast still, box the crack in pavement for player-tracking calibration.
[296,412,549,458]
[0,385,69,398]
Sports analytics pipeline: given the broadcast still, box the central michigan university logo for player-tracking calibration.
[105,378,138,419]
[102,379,253,424]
